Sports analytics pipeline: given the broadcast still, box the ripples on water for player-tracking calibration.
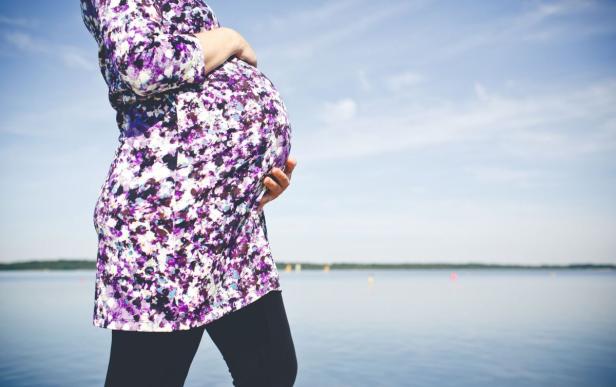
[1,269,615,386]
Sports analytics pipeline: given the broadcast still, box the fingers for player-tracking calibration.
[257,156,297,211]
[257,173,284,211]
[285,156,297,176]
[270,168,290,188]
[263,176,283,197]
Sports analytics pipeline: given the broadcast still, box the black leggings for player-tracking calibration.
[104,290,297,387]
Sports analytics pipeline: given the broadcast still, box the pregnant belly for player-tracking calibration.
[93,57,292,257]
[175,56,292,177]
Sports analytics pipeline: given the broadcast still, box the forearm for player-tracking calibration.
[193,27,241,75]
[99,0,243,97]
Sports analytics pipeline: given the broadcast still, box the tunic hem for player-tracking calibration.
[93,284,283,332]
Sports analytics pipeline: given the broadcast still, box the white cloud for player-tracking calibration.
[4,31,46,53]
[318,98,358,124]
[386,71,424,92]
[474,82,490,101]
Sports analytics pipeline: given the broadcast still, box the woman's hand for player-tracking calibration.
[193,27,256,73]
[232,30,257,67]
[258,156,297,211]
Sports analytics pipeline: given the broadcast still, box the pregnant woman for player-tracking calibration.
[80,0,297,386]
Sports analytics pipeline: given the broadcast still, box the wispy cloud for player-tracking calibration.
[0,96,112,137]
[2,30,96,71]
[259,1,425,60]
[253,0,362,32]
[434,0,606,59]
[302,78,616,161]
[0,14,39,28]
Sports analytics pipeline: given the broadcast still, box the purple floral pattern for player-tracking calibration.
[80,0,292,331]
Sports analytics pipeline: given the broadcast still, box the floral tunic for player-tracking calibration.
[80,0,292,331]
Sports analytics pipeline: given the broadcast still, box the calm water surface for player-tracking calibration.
[1,269,615,386]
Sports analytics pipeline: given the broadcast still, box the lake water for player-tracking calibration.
[1,269,615,386]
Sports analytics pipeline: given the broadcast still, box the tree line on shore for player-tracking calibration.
[0,259,614,271]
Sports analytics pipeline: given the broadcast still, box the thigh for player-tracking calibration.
[205,290,298,387]
[104,325,206,387]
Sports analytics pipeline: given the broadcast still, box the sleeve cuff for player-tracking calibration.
[182,33,208,85]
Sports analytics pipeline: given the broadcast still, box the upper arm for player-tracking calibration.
[98,0,208,97]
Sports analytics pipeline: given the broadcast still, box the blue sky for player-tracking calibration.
[0,0,615,264]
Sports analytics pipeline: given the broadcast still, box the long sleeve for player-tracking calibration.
[98,0,208,97]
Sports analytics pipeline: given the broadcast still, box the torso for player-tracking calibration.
[83,0,292,331]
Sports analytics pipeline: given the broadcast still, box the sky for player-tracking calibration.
[0,0,615,264]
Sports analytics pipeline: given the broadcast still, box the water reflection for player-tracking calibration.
[1,269,615,386]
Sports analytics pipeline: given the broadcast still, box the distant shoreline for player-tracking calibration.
[0,259,614,271]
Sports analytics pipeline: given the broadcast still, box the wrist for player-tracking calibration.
[224,28,243,56]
